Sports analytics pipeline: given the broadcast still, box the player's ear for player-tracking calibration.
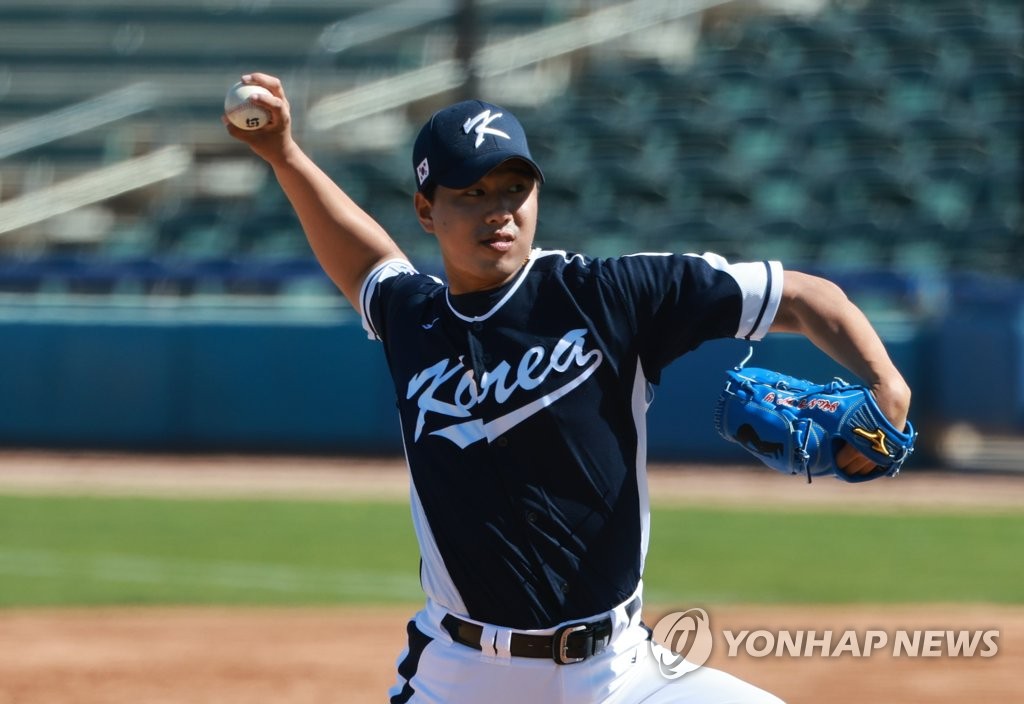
[413,191,436,234]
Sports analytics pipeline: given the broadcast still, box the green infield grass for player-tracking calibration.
[0,494,1020,607]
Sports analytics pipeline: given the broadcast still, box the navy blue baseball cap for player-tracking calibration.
[412,99,544,193]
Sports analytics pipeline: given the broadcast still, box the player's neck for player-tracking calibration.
[445,251,534,296]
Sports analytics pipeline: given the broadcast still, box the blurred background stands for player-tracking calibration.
[0,0,1020,305]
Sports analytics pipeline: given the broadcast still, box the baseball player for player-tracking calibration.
[225,73,911,703]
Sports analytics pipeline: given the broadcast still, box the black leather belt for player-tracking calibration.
[440,599,639,666]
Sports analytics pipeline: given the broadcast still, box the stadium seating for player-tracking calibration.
[0,0,1020,299]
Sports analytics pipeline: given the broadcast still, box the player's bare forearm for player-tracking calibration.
[223,73,406,307]
[268,144,405,305]
[771,271,911,430]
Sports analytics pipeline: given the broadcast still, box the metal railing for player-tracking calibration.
[0,146,192,236]
[309,0,737,130]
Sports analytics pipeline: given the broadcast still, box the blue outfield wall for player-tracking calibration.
[0,314,401,453]
[0,299,1016,460]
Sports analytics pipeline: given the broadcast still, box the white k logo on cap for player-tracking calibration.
[463,110,510,148]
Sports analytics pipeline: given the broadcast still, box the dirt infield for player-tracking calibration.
[0,604,1019,704]
[2,451,1024,511]
[0,452,1021,703]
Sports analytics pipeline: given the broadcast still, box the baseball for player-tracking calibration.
[224,81,272,131]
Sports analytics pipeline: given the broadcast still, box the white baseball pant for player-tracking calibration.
[388,594,783,704]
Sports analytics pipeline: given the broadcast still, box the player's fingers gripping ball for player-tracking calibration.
[224,81,272,131]
[714,356,917,482]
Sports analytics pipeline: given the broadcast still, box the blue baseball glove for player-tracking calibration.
[714,361,916,482]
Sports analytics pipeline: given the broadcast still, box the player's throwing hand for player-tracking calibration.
[222,73,294,163]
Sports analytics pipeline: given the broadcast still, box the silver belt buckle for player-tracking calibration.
[553,623,588,665]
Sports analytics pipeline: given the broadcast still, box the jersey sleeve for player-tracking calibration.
[598,252,783,380]
[358,258,419,341]
[699,252,783,341]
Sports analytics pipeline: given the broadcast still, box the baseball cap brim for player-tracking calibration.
[434,152,545,190]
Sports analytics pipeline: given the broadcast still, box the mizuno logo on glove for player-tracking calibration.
[852,427,890,456]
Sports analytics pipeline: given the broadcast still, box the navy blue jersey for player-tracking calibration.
[360,249,782,630]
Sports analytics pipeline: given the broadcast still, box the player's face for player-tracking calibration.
[415,160,538,294]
